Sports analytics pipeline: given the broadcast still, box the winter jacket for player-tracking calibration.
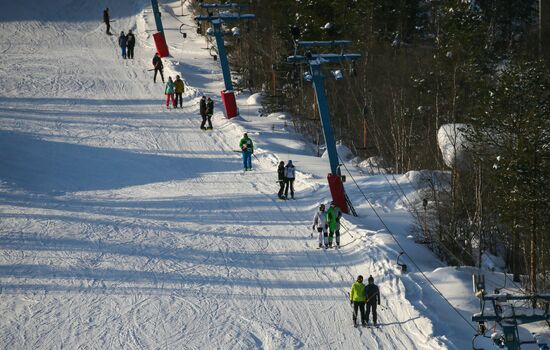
[312,209,327,231]
[103,10,109,24]
[152,55,163,69]
[118,34,127,48]
[174,79,185,93]
[365,283,380,305]
[350,281,366,302]
[326,206,339,232]
[199,98,207,115]
[206,99,214,116]
[126,33,136,47]
[284,163,295,179]
[239,137,254,153]
[164,80,175,94]
[277,163,285,182]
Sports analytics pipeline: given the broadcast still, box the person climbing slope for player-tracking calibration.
[205,97,214,129]
[326,201,342,248]
[277,161,285,199]
[118,31,127,59]
[365,275,381,327]
[174,75,185,108]
[152,52,164,83]
[103,8,111,35]
[126,29,136,59]
[284,160,295,199]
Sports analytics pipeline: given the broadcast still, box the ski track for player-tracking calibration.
[0,1,454,349]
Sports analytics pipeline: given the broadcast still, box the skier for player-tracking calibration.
[103,8,111,35]
[312,203,328,248]
[126,29,136,59]
[152,52,164,83]
[164,77,176,108]
[349,275,367,327]
[365,275,381,327]
[205,97,214,129]
[326,201,342,248]
[118,31,127,59]
[284,160,295,199]
[277,161,285,199]
[174,75,185,108]
[239,133,254,171]
[199,96,207,129]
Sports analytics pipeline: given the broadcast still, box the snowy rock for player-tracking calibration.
[245,93,264,106]
[437,123,472,171]
[357,156,388,174]
[267,112,290,120]
[321,141,353,161]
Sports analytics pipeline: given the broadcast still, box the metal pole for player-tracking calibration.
[151,0,164,33]
[212,19,233,91]
[310,62,339,175]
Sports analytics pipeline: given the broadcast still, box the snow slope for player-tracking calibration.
[1,1,547,349]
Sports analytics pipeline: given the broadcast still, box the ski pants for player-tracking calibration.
[366,302,378,325]
[154,68,164,83]
[277,180,285,198]
[175,93,183,107]
[352,301,366,325]
[105,22,111,34]
[317,227,328,247]
[121,47,126,59]
[165,93,175,107]
[328,228,340,246]
[127,45,134,59]
[206,114,213,128]
[284,178,294,198]
[242,151,252,169]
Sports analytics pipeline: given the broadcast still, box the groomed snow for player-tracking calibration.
[0,1,547,349]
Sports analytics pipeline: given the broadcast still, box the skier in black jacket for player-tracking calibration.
[199,96,207,129]
[205,97,214,129]
[365,275,381,326]
[126,30,136,59]
[152,52,164,83]
[103,8,111,35]
[277,161,285,199]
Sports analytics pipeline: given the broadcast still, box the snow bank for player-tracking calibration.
[437,123,472,171]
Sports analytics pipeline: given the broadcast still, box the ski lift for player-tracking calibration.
[396,252,407,273]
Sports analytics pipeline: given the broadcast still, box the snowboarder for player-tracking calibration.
[205,97,214,129]
[365,275,381,327]
[312,203,328,248]
[350,275,367,327]
[164,77,176,108]
[103,8,111,35]
[174,75,185,108]
[239,133,254,171]
[277,161,285,199]
[199,96,207,129]
[152,52,164,83]
[284,160,295,199]
[126,30,136,59]
[326,201,342,248]
[118,31,127,59]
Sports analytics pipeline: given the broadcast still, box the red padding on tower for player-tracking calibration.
[327,174,349,214]
[220,90,239,119]
[153,32,170,58]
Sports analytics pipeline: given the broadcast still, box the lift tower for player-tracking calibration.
[288,41,360,214]
[195,3,255,119]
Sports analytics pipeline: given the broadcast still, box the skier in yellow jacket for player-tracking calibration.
[349,275,367,327]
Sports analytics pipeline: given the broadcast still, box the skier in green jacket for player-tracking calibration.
[239,133,254,171]
[326,202,342,248]
[349,275,367,327]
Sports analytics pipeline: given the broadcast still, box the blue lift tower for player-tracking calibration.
[288,40,360,214]
[195,3,255,119]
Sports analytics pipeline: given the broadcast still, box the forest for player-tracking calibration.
[194,0,550,294]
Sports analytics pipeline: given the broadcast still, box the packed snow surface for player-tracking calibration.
[0,0,547,349]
